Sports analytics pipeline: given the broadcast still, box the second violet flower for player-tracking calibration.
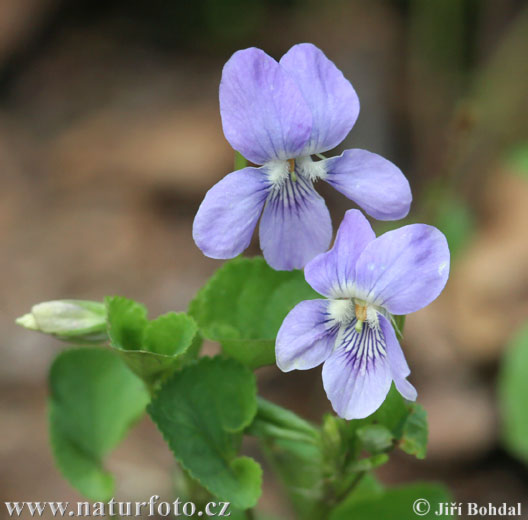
[276,210,450,419]
[193,43,412,271]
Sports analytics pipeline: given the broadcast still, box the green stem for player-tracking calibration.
[256,397,319,438]
[248,419,318,445]
[244,508,256,520]
[334,471,366,503]
[391,314,406,341]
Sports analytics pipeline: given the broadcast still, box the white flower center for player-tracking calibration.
[296,156,327,182]
[328,298,380,331]
[265,159,292,186]
[264,156,327,186]
[327,299,354,325]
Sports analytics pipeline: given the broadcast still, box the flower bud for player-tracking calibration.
[16,300,107,343]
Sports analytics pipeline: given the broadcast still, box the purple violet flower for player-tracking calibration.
[276,210,450,419]
[193,43,412,271]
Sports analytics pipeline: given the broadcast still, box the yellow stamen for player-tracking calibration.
[354,303,367,322]
[288,158,297,181]
[354,302,367,333]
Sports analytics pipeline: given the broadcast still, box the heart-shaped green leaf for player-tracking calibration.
[148,356,261,509]
[189,257,318,368]
[49,348,149,500]
[106,296,198,386]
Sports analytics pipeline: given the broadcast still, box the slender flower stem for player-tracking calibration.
[256,397,319,438]
[248,419,318,445]
[335,471,366,503]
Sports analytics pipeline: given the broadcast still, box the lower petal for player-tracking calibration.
[379,315,417,401]
[276,299,337,372]
[192,167,269,259]
[322,323,392,419]
[259,175,332,270]
[324,149,411,220]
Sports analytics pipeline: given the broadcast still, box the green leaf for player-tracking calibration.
[143,313,197,356]
[347,453,389,472]
[106,296,198,386]
[148,357,261,509]
[342,386,428,460]
[371,385,410,432]
[49,348,149,500]
[499,324,528,462]
[189,257,318,368]
[356,424,394,453]
[329,483,452,520]
[106,296,148,350]
[400,404,428,459]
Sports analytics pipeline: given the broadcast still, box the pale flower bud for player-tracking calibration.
[16,300,107,343]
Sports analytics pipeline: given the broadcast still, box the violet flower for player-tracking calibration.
[193,43,412,270]
[276,210,450,419]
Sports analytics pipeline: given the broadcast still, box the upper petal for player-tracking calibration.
[378,314,417,401]
[220,47,312,165]
[304,209,375,298]
[322,321,392,419]
[192,167,269,259]
[323,149,412,220]
[276,299,337,372]
[355,224,450,314]
[280,43,359,155]
[259,175,332,270]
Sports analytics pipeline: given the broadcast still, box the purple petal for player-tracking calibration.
[322,322,392,419]
[276,299,337,372]
[280,43,359,155]
[259,175,332,270]
[305,209,375,298]
[193,167,269,259]
[220,47,312,165]
[355,224,450,315]
[379,314,417,401]
[324,149,412,220]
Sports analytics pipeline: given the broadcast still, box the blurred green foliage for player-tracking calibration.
[499,324,528,463]
[508,143,528,179]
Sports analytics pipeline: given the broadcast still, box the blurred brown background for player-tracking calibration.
[1,0,528,518]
